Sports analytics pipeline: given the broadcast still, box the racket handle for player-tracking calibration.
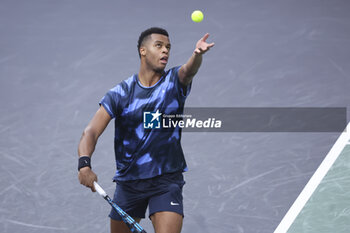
[93,181,107,198]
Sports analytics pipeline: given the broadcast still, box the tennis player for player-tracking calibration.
[78,27,214,233]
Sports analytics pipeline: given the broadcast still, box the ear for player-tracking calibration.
[140,47,146,57]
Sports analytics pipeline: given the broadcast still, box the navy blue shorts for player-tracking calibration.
[109,172,185,221]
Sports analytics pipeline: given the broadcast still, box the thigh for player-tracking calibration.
[148,173,185,218]
[109,182,148,221]
[110,218,141,233]
[150,211,183,233]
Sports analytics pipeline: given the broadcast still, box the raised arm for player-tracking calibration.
[78,105,111,192]
[178,33,215,86]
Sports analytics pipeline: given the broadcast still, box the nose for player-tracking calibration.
[162,46,169,54]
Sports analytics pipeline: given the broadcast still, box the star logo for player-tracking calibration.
[143,110,162,129]
[150,110,162,123]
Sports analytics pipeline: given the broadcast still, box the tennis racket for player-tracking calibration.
[93,181,147,233]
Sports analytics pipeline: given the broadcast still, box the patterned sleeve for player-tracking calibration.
[99,84,122,119]
[174,66,192,99]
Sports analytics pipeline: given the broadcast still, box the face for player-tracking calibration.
[140,33,171,72]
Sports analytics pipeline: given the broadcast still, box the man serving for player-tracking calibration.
[78,27,214,233]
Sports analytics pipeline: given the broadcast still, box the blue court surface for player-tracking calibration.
[1,0,350,232]
[276,123,350,233]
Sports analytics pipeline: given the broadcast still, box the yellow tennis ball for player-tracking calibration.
[191,10,204,23]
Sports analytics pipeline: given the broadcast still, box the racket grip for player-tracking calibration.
[93,181,107,198]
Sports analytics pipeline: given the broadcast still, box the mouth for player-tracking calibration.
[160,56,168,64]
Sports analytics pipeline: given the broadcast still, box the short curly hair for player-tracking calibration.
[137,27,169,58]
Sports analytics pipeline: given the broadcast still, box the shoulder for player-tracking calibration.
[164,66,181,82]
[109,75,136,96]
[167,66,181,76]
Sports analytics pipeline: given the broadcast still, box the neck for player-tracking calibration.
[138,64,164,87]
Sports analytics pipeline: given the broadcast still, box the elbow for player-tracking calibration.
[181,65,197,78]
[179,67,196,86]
[82,126,98,141]
[182,71,196,85]
[180,77,193,87]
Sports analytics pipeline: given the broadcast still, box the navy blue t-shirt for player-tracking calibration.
[99,66,191,181]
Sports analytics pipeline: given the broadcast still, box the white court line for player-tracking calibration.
[5,219,68,231]
[274,122,350,233]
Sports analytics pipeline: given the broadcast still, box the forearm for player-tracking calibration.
[179,52,203,86]
[78,128,98,157]
[77,106,110,192]
[78,106,111,158]
[179,33,214,85]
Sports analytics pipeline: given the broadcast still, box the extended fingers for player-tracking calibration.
[201,33,210,42]
[195,34,215,54]
[207,42,215,48]
[201,43,215,52]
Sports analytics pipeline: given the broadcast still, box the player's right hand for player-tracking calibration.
[78,167,98,192]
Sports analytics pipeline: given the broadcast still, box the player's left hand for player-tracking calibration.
[194,33,215,55]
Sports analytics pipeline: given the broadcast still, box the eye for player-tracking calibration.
[155,43,162,48]
[166,45,171,50]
